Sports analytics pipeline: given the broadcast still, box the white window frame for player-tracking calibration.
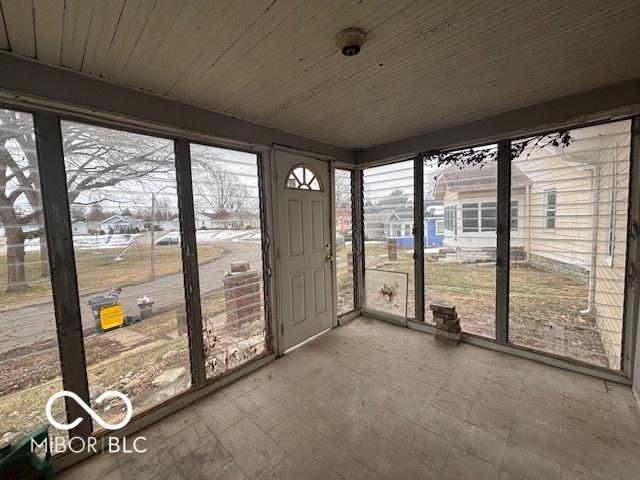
[435,219,444,235]
[510,200,518,231]
[480,201,497,232]
[544,189,557,230]
[462,203,479,233]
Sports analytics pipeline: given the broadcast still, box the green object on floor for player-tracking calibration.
[0,426,53,479]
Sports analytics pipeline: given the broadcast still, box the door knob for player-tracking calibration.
[326,254,333,262]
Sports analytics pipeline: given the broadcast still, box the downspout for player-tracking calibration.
[526,184,531,262]
[580,164,599,315]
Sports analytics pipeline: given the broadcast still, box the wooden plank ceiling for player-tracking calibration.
[0,0,639,149]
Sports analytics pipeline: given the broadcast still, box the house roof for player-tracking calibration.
[100,215,144,225]
[385,207,413,223]
[433,163,530,199]
[196,211,259,220]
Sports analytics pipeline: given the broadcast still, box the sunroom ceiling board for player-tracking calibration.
[0,0,639,150]
[0,3,8,50]
[1,0,36,56]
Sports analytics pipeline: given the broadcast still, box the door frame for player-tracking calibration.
[270,144,337,356]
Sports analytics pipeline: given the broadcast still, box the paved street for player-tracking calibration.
[0,241,263,357]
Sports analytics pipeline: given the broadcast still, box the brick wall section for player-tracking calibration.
[223,261,261,331]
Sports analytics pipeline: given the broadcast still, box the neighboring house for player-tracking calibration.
[160,216,181,232]
[194,211,216,230]
[195,211,260,229]
[71,221,89,236]
[433,164,530,258]
[100,215,146,233]
[335,206,352,234]
[425,204,444,248]
[384,208,413,238]
[365,203,443,248]
[430,121,629,367]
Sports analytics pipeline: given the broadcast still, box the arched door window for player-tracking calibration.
[286,164,322,191]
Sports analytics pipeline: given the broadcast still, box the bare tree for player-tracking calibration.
[192,161,250,215]
[335,172,352,209]
[0,110,173,292]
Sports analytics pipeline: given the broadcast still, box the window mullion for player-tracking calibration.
[496,140,512,344]
[34,111,93,439]
[414,156,425,324]
[174,138,206,387]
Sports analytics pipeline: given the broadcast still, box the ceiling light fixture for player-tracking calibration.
[336,28,365,56]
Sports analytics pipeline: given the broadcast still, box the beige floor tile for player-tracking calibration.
[172,443,234,480]
[267,413,315,454]
[510,419,563,463]
[440,446,500,480]
[416,405,464,442]
[401,424,454,471]
[387,390,429,423]
[366,407,414,445]
[379,450,440,480]
[432,388,474,418]
[58,453,120,480]
[166,421,219,459]
[399,377,440,402]
[287,430,348,474]
[443,375,482,399]
[249,400,291,432]
[217,417,267,455]
[502,442,562,480]
[233,438,286,477]
[200,399,246,434]
[455,422,507,466]
[256,456,322,480]
[466,402,513,437]
[338,426,398,472]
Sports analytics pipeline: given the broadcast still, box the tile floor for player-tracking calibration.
[59,316,640,479]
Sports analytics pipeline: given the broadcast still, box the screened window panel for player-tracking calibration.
[335,169,354,315]
[190,144,267,379]
[508,120,631,370]
[363,160,415,320]
[0,109,67,443]
[62,120,189,430]
[423,147,497,339]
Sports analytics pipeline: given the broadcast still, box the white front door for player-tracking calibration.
[275,149,333,351]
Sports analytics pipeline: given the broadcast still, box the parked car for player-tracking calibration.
[156,235,180,246]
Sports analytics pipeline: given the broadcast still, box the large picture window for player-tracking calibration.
[190,144,267,379]
[424,147,497,338]
[509,121,630,369]
[0,109,67,443]
[62,120,190,429]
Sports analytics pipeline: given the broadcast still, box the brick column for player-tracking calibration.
[223,261,261,332]
[387,238,397,261]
